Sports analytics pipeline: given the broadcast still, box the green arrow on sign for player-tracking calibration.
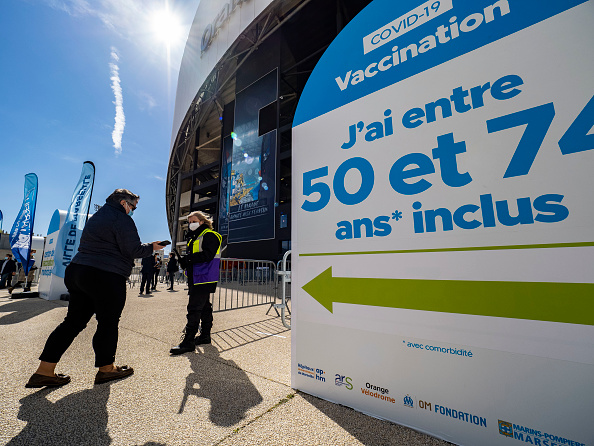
[302,267,594,326]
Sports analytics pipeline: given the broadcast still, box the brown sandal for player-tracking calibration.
[26,373,71,388]
[94,365,134,384]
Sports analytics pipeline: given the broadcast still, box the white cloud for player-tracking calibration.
[153,175,165,181]
[59,154,81,164]
[139,91,157,112]
[109,47,125,155]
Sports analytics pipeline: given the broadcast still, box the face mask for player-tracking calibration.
[128,210,134,217]
[4,257,7,260]
[189,222,200,231]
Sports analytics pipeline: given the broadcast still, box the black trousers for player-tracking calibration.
[186,288,213,336]
[140,272,152,293]
[153,270,160,287]
[39,263,127,367]
[167,272,174,289]
[0,272,11,288]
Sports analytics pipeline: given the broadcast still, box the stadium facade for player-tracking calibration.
[167,0,371,260]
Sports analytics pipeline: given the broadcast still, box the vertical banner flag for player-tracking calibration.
[10,173,38,274]
[53,161,95,278]
[227,69,278,243]
[292,0,594,445]
[0,209,3,231]
[218,135,233,236]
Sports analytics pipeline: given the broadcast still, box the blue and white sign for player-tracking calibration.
[38,210,67,300]
[53,161,95,278]
[292,1,594,445]
[10,173,38,274]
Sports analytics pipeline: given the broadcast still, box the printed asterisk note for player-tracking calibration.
[392,210,402,221]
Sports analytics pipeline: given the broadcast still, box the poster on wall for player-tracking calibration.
[292,1,594,445]
[218,135,233,235]
[227,69,277,243]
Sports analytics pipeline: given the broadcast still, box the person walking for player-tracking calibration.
[166,252,178,291]
[0,253,17,289]
[152,254,162,291]
[139,254,155,296]
[26,189,165,388]
[170,211,222,355]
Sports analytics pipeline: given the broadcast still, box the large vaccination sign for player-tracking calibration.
[291,1,594,445]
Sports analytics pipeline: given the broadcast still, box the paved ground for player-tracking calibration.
[0,283,452,446]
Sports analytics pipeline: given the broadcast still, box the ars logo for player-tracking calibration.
[335,374,353,390]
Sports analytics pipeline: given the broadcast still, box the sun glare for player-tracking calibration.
[150,8,183,47]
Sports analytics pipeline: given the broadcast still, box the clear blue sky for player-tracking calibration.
[0,0,200,251]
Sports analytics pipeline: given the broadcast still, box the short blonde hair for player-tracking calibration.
[188,211,213,229]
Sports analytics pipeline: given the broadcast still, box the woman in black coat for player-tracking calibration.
[26,189,165,388]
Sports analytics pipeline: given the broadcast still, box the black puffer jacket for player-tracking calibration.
[72,200,153,277]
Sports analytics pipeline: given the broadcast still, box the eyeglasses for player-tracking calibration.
[126,201,137,211]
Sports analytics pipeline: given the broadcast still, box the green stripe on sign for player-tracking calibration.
[302,267,594,326]
[299,241,594,257]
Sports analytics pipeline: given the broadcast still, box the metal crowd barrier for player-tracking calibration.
[128,258,282,314]
[269,251,291,328]
[213,259,277,312]
[128,265,170,288]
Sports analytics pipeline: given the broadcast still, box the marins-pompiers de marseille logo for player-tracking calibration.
[499,420,513,437]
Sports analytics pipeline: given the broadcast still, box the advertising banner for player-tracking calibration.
[227,69,277,243]
[10,173,38,274]
[292,1,594,445]
[53,161,95,278]
[38,210,67,300]
[218,135,233,235]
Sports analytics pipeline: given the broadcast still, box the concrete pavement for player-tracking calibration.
[0,283,452,446]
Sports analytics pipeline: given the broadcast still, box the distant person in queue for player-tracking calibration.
[170,211,222,355]
[26,189,166,388]
[140,253,155,296]
[0,253,17,289]
[166,252,178,291]
[152,253,161,290]
[8,251,37,293]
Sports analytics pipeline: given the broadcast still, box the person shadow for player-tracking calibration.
[0,299,59,326]
[178,344,263,427]
[7,384,112,446]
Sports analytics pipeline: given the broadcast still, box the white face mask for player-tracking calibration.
[189,222,200,231]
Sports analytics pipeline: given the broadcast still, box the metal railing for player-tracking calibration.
[128,258,282,314]
[270,250,291,328]
[214,259,277,311]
